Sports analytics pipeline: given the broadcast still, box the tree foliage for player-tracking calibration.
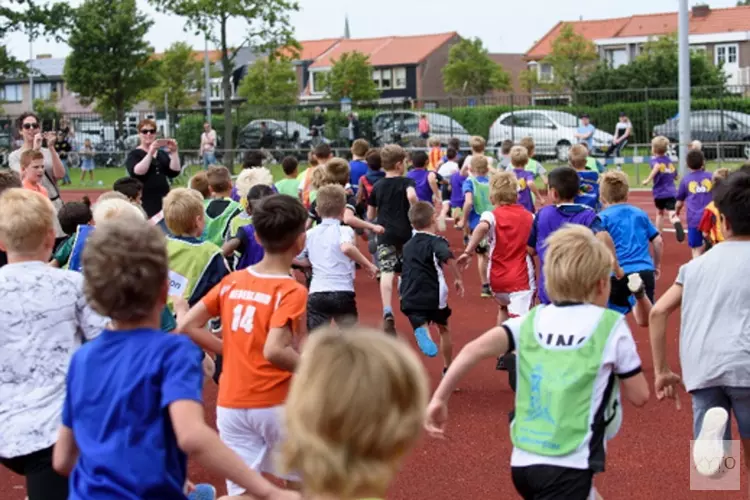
[237,57,297,106]
[145,42,203,110]
[442,38,511,96]
[543,23,598,92]
[580,34,727,92]
[323,51,379,102]
[149,0,300,171]
[64,0,157,133]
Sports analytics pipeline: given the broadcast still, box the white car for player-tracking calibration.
[488,110,613,162]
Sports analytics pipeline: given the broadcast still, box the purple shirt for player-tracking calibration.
[650,155,678,200]
[677,170,714,228]
[407,169,434,203]
[450,172,467,208]
[529,204,602,305]
[236,224,265,270]
[513,168,536,214]
[230,184,277,202]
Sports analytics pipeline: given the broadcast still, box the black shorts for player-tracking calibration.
[440,183,451,203]
[1,446,69,500]
[609,270,656,309]
[654,197,676,211]
[512,465,594,500]
[307,291,358,332]
[402,307,451,330]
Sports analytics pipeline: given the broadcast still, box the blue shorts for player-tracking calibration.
[691,386,750,440]
[688,227,704,248]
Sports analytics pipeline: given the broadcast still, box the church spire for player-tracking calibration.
[344,15,351,39]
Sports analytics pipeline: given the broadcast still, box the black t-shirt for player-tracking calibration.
[55,139,72,159]
[368,176,416,246]
[400,232,453,311]
[0,249,6,268]
[308,194,358,226]
[125,148,181,218]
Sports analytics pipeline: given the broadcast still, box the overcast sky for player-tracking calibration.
[5,0,741,60]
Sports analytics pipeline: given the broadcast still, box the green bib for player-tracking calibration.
[511,306,620,456]
[166,237,221,310]
[204,198,241,246]
[525,160,539,204]
[229,213,252,239]
[470,177,491,215]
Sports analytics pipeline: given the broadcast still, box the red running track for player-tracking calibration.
[0,190,742,499]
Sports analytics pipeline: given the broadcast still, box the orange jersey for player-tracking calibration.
[22,179,48,198]
[202,267,307,409]
[298,167,316,208]
[698,201,724,244]
[428,147,443,171]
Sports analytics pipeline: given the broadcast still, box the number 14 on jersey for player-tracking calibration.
[231,304,256,333]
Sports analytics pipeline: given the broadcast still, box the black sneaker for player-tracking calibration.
[674,220,685,243]
[481,284,492,299]
[383,313,396,336]
[442,366,448,377]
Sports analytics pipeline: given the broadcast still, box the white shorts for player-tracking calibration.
[217,405,299,495]
[493,290,534,317]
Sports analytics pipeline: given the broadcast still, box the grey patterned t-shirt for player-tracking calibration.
[0,261,108,458]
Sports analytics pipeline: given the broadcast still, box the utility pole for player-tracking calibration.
[204,34,212,124]
[678,0,691,175]
[28,35,34,111]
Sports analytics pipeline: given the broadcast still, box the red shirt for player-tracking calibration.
[481,204,535,293]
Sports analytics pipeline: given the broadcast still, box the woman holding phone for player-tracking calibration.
[125,119,182,218]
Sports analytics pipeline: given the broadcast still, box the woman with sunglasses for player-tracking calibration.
[125,119,182,218]
[8,111,67,244]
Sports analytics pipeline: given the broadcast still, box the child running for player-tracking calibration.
[677,149,715,259]
[275,156,300,197]
[406,150,441,204]
[458,155,492,298]
[178,194,309,496]
[698,168,732,248]
[569,144,600,210]
[52,217,298,500]
[498,139,514,170]
[460,136,495,176]
[598,171,661,327]
[426,225,649,500]
[367,144,418,334]
[428,137,443,171]
[296,185,377,332]
[349,139,369,193]
[204,166,242,246]
[509,145,543,214]
[436,147,460,229]
[642,136,685,242]
[223,184,275,271]
[400,201,464,372]
[280,327,428,500]
[50,200,93,269]
[234,150,275,208]
[519,136,548,186]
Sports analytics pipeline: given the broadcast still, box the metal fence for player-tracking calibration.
[4,84,750,167]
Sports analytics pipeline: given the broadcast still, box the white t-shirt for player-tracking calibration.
[8,147,65,237]
[0,262,108,458]
[201,130,217,154]
[503,304,642,470]
[437,160,459,178]
[300,218,356,294]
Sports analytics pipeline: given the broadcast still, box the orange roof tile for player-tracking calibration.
[526,18,630,60]
[278,38,341,61]
[309,32,458,69]
[152,49,223,63]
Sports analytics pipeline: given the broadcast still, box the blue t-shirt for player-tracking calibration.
[349,160,368,194]
[62,328,203,499]
[599,204,659,274]
[575,170,600,210]
[577,124,596,150]
[461,176,490,230]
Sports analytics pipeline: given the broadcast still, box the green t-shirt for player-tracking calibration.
[275,177,301,197]
[53,236,75,267]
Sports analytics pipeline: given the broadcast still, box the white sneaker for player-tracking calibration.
[693,407,729,476]
[437,216,447,232]
[627,273,643,294]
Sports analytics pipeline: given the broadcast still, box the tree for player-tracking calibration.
[237,57,297,106]
[442,38,511,96]
[145,42,203,110]
[518,68,539,94]
[150,0,300,172]
[543,23,598,92]
[323,51,380,102]
[64,0,158,135]
[738,1,749,5]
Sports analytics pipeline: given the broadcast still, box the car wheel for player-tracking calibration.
[556,141,571,163]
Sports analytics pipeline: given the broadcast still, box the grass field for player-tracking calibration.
[58,159,745,191]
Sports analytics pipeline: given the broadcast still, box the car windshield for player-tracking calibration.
[544,111,579,128]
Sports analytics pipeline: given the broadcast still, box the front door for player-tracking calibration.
[716,44,740,86]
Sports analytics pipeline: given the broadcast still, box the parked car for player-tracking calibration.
[652,110,750,159]
[372,111,472,147]
[488,110,614,162]
[238,120,329,154]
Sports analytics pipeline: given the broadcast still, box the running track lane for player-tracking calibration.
[0,190,743,499]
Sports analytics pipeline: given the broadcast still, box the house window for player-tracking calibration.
[604,49,628,69]
[0,84,22,102]
[32,82,54,100]
[210,77,223,100]
[538,63,553,83]
[372,69,381,89]
[691,45,707,54]
[716,45,739,66]
[393,67,407,89]
[380,69,392,90]
[310,71,328,94]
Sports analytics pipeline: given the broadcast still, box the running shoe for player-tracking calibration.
[627,273,645,298]
[674,220,686,243]
[481,284,492,298]
[414,326,438,357]
[188,484,216,500]
[693,407,729,477]
[383,313,396,336]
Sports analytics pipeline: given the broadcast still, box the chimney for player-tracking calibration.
[36,54,52,59]
[692,4,710,18]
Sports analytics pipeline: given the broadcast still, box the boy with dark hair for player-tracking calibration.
[204,165,242,246]
[406,150,441,204]
[677,149,714,259]
[458,156,492,298]
[368,144,418,334]
[189,171,211,200]
[498,139,514,170]
[651,170,750,481]
[642,136,684,242]
[178,194,310,496]
[356,148,384,207]
[569,143,600,210]
[437,147,461,229]
[313,143,332,165]
[50,201,94,268]
[699,168,731,247]
[400,201,463,371]
[223,184,276,270]
[113,177,144,205]
[52,218,297,500]
[0,170,22,267]
[349,139,369,193]
[275,156,300,197]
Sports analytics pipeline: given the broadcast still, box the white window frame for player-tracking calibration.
[309,70,329,95]
[372,69,382,89]
[393,67,407,89]
[604,48,628,69]
[715,43,739,66]
[380,68,392,90]
[32,82,54,100]
[1,84,22,102]
[538,63,553,83]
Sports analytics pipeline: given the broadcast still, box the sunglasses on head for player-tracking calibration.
[140,129,156,135]
[22,123,40,130]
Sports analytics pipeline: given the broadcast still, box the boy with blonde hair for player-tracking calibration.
[280,327,428,500]
[677,149,714,258]
[368,144,419,334]
[460,135,495,175]
[519,136,548,186]
[0,189,107,500]
[509,145,543,214]
[234,151,275,210]
[427,225,649,500]
[20,149,48,197]
[204,165,242,246]
[458,155,492,298]
[569,143,600,210]
[189,171,211,200]
[0,170,22,268]
[599,171,661,327]
[178,194,309,496]
[52,218,297,500]
[428,136,443,171]
[642,135,684,241]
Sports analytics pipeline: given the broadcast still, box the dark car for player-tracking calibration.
[238,120,329,157]
[652,110,750,160]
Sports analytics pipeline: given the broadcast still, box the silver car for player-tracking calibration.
[488,110,613,162]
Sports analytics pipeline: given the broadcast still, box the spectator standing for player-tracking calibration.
[605,113,632,159]
[54,127,73,185]
[347,113,361,146]
[200,122,217,169]
[575,114,596,151]
[418,114,430,141]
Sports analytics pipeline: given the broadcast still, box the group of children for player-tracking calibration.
[1,127,748,500]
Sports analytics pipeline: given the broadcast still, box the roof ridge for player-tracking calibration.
[298,31,457,44]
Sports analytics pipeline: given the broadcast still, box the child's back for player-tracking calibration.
[485,204,534,294]
[575,169,600,209]
[650,155,678,201]
[512,167,536,214]
[449,171,467,208]
[204,197,241,245]
[370,176,415,245]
